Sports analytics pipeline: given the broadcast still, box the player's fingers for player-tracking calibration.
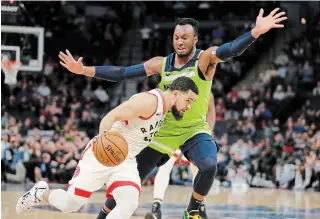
[65,49,76,62]
[258,8,264,17]
[59,51,69,61]
[60,61,68,68]
[269,8,280,17]
[273,24,284,28]
[275,17,288,23]
[77,57,83,63]
[274,11,286,19]
[58,54,68,64]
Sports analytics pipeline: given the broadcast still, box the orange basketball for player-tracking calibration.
[92,131,128,167]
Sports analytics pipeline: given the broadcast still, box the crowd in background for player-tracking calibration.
[1,2,320,191]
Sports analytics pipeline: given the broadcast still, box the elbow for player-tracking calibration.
[216,43,234,62]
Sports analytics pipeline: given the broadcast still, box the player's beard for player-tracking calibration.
[171,104,183,121]
[176,46,194,58]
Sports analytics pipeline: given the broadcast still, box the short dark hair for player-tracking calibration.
[169,76,199,95]
[175,17,199,36]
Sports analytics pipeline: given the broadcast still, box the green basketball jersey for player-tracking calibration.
[149,49,213,155]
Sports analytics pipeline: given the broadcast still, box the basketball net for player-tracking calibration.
[1,56,21,85]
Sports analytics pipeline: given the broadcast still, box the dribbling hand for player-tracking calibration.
[252,8,288,38]
[59,49,84,74]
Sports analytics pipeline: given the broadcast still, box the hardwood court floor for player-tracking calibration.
[2,183,320,219]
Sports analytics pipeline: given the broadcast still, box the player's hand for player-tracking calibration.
[252,8,287,38]
[59,49,84,74]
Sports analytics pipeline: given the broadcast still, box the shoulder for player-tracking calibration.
[131,92,158,105]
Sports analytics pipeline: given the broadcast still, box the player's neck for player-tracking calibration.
[175,48,196,66]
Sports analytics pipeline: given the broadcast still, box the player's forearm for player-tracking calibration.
[216,31,257,62]
[82,64,147,82]
[206,95,216,132]
[99,115,116,134]
[207,112,215,132]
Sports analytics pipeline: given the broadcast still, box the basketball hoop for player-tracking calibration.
[1,59,21,85]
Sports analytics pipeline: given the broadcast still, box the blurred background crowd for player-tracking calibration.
[1,1,320,191]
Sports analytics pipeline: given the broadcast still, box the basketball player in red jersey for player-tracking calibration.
[16,76,198,219]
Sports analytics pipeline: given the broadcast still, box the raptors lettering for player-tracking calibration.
[140,119,163,142]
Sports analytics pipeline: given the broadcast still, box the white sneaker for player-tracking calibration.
[16,181,49,215]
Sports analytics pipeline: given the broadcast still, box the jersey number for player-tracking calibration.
[144,131,158,142]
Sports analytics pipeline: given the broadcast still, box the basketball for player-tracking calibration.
[92,131,128,167]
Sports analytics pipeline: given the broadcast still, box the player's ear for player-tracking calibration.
[194,35,198,44]
[172,90,180,101]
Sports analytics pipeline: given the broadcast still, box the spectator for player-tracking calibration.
[312,81,320,96]
[273,85,286,102]
[242,100,255,118]
[301,61,314,83]
[264,64,277,84]
[94,85,110,103]
[239,85,251,100]
[37,81,51,97]
[285,85,295,98]
[274,50,289,66]
[2,135,26,183]
[140,24,152,60]
[20,118,33,136]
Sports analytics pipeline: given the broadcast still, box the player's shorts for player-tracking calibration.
[67,139,141,201]
[149,128,212,156]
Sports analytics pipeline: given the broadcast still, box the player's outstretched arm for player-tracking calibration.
[199,8,287,71]
[216,8,287,62]
[59,49,163,82]
[99,93,158,134]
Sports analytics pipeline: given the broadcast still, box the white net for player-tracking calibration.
[1,57,20,85]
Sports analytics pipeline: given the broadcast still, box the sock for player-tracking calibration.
[96,207,108,219]
[153,156,175,201]
[199,202,206,212]
[153,199,162,205]
[187,194,203,212]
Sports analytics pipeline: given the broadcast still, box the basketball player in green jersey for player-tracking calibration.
[59,8,287,219]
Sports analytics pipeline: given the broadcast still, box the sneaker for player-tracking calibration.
[199,203,207,219]
[182,209,201,219]
[16,181,49,215]
[145,202,162,219]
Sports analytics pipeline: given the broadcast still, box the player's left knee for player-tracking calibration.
[113,186,139,214]
[124,197,139,214]
[197,156,217,175]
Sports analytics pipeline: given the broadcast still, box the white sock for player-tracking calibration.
[153,156,176,202]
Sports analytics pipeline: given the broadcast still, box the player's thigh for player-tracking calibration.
[136,146,168,180]
[106,161,141,198]
[68,140,110,198]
